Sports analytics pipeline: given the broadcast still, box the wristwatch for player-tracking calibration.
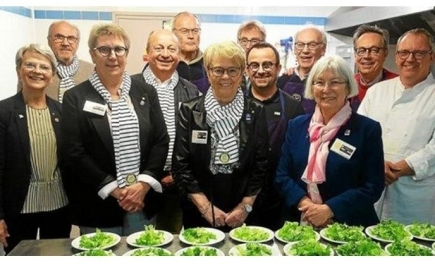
[242,204,253,214]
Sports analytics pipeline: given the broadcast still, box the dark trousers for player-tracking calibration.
[5,206,71,255]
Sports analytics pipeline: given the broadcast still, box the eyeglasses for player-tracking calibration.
[313,80,347,89]
[22,61,52,73]
[247,61,276,72]
[396,50,433,60]
[51,34,78,44]
[294,42,323,50]
[93,46,128,57]
[238,38,263,46]
[152,46,178,54]
[173,28,201,35]
[209,67,241,77]
[355,47,385,57]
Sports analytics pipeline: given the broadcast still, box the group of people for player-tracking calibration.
[1,10,434,255]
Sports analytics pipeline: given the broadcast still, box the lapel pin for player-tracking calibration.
[19,114,24,119]
[140,97,145,106]
[344,129,350,136]
[54,118,59,122]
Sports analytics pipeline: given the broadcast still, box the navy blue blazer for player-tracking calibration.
[274,112,385,227]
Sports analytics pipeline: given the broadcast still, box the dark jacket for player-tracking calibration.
[61,79,169,227]
[0,92,63,220]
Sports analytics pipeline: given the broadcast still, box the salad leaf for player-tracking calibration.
[323,223,365,242]
[370,220,411,241]
[287,240,332,256]
[232,224,269,242]
[134,225,165,246]
[234,243,272,256]
[335,238,386,256]
[407,222,435,239]
[75,249,114,256]
[180,246,218,256]
[79,229,115,249]
[387,240,434,256]
[277,221,317,242]
[131,247,172,256]
[182,228,217,244]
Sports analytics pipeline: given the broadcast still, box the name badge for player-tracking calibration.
[83,101,106,116]
[330,138,356,160]
[192,130,208,144]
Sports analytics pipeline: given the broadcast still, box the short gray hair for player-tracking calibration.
[237,20,267,41]
[294,24,327,44]
[353,24,389,48]
[397,28,435,52]
[15,43,57,73]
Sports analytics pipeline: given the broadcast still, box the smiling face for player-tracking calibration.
[294,28,326,72]
[17,50,54,94]
[147,30,180,81]
[312,70,348,118]
[207,56,243,104]
[354,32,387,83]
[48,21,79,65]
[247,47,281,95]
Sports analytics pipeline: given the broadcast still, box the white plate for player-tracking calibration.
[71,232,121,251]
[229,243,281,256]
[123,247,173,256]
[385,243,435,256]
[73,250,116,256]
[174,246,225,256]
[275,229,320,243]
[365,225,412,243]
[319,228,365,244]
[179,227,225,245]
[405,225,435,242]
[126,230,173,247]
[283,241,334,256]
[432,242,435,250]
[229,226,274,243]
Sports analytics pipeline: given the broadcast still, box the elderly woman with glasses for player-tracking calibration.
[0,44,71,254]
[61,23,169,236]
[275,55,385,228]
[172,41,269,231]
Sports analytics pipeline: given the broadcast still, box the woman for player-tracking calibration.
[275,55,385,228]
[172,41,269,232]
[0,44,70,254]
[61,23,169,236]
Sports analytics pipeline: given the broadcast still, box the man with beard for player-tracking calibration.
[246,42,304,229]
[45,21,94,102]
[277,25,326,114]
[132,29,200,233]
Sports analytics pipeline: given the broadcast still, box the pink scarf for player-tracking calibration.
[302,102,352,203]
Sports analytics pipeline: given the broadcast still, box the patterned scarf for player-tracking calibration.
[301,102,352,203]
[205,87,244,168]
[57,55,79,103]
[89,71,140,188]
[142,67,178,171]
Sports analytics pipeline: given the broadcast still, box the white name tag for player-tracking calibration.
[330,138,356,160]
[83,101,106,116]
[192,130,208,144]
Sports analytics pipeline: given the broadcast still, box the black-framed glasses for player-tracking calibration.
[22,61,52,73]
[93,46,128,57]
[247,61,276,72]
[355,47,385,57]
[313,80,347,89]
[294,42,323,50]
[51,34,78,44]
[396,50,433,60]
[173,28,201,35]
[209,67,241,77]
[238,38,263,46]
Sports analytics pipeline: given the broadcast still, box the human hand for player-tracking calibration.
[384,161,401,186]
[0,219,9,248]
[299,204,333,228]
[118,182,150,213]
[202,205,228,227]
[161,174,174,188]
[225,205,247,228]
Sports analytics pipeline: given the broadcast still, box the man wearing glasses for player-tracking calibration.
[358,28,435,225]
[277,25,327,114]
[350,25,398,110]
[246,43,304,229]
[171,12,209,94]
[46,21,94,102]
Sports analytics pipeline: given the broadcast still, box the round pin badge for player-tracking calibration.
[219,152,230,164]
[125,173,137,186]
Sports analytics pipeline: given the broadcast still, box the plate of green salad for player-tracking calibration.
[175,246,224,256]
[335,238,388,256]
[73,249,116,256]
[275,221,320,243]
[179,227,225,245]
[126,225,173,247]
[405,222,435,242]
[283,240,333,256]
[319,223,366,244]
[229,224,274,243]
[365,220,413,243]
[123,247,173,256]
[72,229,121,250]
[229,243,280,256]
[385,240,435,256]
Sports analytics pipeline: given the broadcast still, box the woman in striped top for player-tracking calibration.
[0,44,70,254]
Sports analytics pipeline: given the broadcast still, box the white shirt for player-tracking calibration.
[358,74,435,224]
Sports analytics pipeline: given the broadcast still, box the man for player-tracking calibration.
[350,24,398,110]
[46,20,94,102]
[277,25,326,114]
[171,11,209,94]
[246,42,304,230]
[132,29,200,233]
[237,20,267,93]
[358,28,435,225]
